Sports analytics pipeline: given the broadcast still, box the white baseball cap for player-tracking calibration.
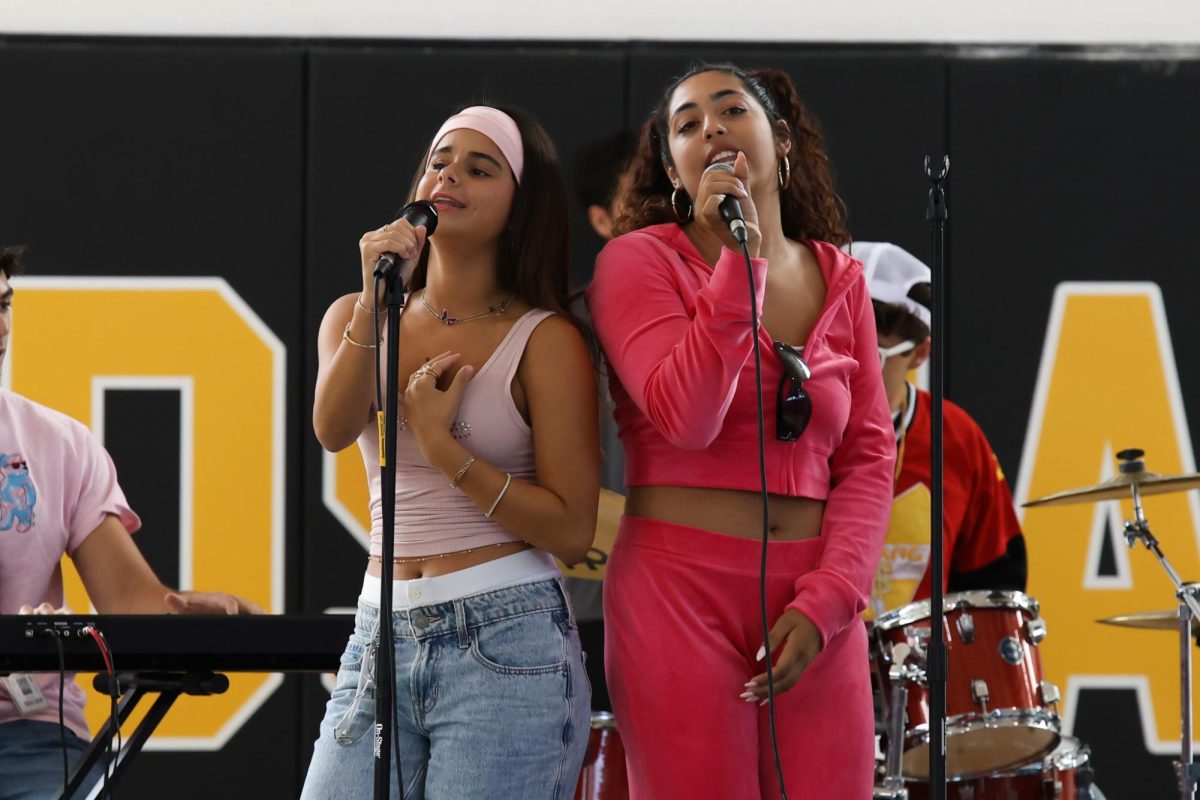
[844,241,931,329]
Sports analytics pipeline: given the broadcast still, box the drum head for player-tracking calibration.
[873,590,1041,632]
[904,721,1060,779]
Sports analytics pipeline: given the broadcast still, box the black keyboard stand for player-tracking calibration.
[58,671,229,799]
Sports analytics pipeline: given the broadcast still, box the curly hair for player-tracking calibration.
[613,63,849,246]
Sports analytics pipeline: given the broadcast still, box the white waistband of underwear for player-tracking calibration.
[359,548,561,611]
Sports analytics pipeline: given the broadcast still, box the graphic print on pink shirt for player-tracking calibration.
[0,453,36,533]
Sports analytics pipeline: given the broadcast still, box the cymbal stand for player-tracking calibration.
[1123,480,1200,629]
[1118,453,1200,799]
[1177,583,1200,800]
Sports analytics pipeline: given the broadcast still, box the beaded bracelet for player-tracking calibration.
[486,473,513,518]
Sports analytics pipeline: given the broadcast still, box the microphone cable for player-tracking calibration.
[738,237,790,800]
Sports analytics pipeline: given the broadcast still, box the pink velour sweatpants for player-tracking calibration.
[603,515,875,800]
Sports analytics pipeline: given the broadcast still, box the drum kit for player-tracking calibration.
[574,450,1200,799]
[873,448,1200,799]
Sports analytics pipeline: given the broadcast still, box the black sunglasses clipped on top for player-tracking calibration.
[773,341,813,442]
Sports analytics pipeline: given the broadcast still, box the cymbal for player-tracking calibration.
[1023,470,1200,508]
[1096,610,1196,631]
[557,489,625,582]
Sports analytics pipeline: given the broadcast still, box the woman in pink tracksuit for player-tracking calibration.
[586,63,896,799]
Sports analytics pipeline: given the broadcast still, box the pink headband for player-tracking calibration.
[429,106,524,184]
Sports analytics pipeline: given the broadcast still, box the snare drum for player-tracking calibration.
[905,736,1095,799]
[574,711,628,800]
[873,591,1061,778]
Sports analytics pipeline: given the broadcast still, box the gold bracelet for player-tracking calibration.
[341,321,378,349]
[486,472,512,518]
[450,455,477,488]
[355,296,376,314]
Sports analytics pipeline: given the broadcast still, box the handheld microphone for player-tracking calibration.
[703,162,747,245]
[373,200,439,282]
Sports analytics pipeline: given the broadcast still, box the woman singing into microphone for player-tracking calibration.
[587,65,895,798]
[304,105,598,799]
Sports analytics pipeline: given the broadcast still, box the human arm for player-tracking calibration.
[785,277,896,644]
[312,222,427,451]
[586,232,766,450]
[405,316,601,565]
[948,424,1027,593]
[746,276,896,698]
[71,516,262,614]
[949,536,1027,593]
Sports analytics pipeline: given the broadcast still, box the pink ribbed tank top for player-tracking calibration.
[358,307,554,558]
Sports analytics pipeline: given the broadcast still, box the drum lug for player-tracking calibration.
[1039,680,1061,706]
[971,678,990,710]
[1026,617,1048,645]
[888,642,928,687]
[955,611,975,643]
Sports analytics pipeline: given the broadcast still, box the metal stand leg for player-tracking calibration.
[55,671,229,800]
[1180,589,1199,800]
[875,649,924,800]
[881,681,910,799]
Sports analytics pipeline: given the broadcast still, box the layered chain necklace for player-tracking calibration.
[420,289,514,326]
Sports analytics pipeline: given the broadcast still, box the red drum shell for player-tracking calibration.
[574,712,628,800]
[904,736,1090,799]
[872,591,1061,778]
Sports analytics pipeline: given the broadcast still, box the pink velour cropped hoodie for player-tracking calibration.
[586,223,896,646]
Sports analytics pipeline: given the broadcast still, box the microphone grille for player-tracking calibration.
[703,161,736,175]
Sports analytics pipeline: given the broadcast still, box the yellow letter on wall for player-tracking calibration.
[1015,282,1200,752]
[6,277,285,751]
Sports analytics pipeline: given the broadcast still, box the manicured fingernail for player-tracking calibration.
[744,681,757,688]
[755,645,765,661]
[759,698,770,707]
[739,692,756,700]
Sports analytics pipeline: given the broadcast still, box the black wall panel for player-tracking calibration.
[949,56,1200,477]
[2,35,1197,798]
[949,56,1200,799]
[0,40,307,798]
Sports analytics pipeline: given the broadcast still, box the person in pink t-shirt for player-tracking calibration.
[586,64,895,798]
[0,247,261,800]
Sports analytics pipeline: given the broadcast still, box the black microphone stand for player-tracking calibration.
[924,154,949,800]
[373,270,406,799]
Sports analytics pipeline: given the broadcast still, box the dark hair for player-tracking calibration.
[404,105,575,319]
[872,282,932,342]
[0,246,26,279]
[575,130,639,210]
[615,62,849,245]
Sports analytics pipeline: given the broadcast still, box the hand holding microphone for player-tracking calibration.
[695,151,760,256]
[357,200,439,308]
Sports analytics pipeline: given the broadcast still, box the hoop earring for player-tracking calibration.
[778,157,792,190]
[670,187,694,223]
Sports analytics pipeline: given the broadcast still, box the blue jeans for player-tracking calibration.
[301,578,591,799]
[0,720,102,800]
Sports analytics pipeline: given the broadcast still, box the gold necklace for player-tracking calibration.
[420,290,513,326]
